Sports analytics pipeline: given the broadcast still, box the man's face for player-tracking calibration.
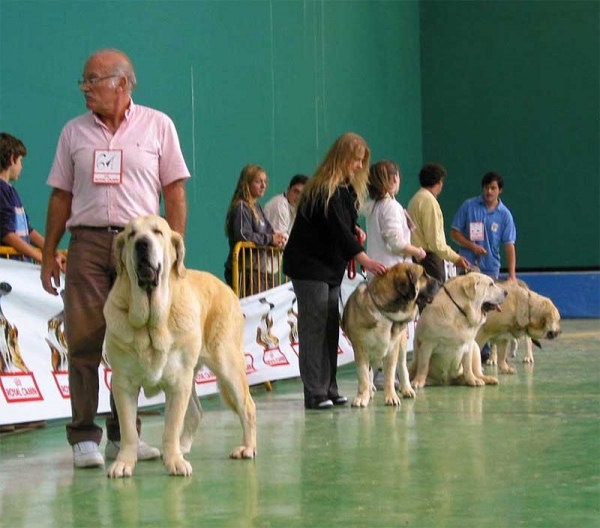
[286,183,305,207]
[80,54,122,117]
[482,181,502,207]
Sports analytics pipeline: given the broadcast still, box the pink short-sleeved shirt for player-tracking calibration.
[47,100,190,229]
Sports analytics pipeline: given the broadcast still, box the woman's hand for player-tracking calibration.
[355,252,386,276]
[272,232,288,248]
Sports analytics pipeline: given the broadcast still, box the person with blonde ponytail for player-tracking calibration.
[283,133,386,410]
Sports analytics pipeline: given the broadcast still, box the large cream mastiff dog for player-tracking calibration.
[104,215,256,478]
[410,273,507,387]
[342,263,440,407]
[476,279,561,374]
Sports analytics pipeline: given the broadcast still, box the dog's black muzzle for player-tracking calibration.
[134,237,160,289]
[417,277,441,312]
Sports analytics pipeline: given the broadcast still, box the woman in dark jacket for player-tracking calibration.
[283,133,386,409]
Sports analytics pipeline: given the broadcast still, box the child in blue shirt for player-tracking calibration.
[0,133,65,269]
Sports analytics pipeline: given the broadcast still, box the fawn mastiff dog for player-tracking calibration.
[409,273,507,387]
[104,215,256,478]
[477,279,561,374]
[342,262,440,407]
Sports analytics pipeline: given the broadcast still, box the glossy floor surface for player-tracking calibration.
[1,319,598,527]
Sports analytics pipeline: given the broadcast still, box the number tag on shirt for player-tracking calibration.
[469,221,485,241]
[93,149,123,184]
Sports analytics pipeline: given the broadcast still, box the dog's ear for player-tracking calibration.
[463,275,480,300]
[114,232,126,276]
[171,232,186,278]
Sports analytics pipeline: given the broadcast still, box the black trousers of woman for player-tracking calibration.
[291,279,341,406]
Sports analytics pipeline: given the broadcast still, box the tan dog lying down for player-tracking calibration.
[104,215,256,478]
[477,279,561,374]
[409,273,507,387]
[342,263,440,407]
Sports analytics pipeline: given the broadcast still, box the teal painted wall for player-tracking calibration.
[0,0,422,277]
[420,0,600,270]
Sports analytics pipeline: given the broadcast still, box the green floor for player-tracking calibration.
[1,319,599,527]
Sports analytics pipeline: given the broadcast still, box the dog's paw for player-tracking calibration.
[522,356,534,364]
[466,377,486,387]
[107,460,135,478]
[384,392,401,406]
[499,364,517,374]
[481,375,499,385]
[411,377,426,389]
[485,357,497,366]
[164,455,193,476]
[352,396,370,407]
[230,446,256,459]
[400,386,416,399]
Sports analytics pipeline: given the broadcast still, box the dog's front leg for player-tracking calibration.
[107,380,140,478]
[522,337,534,364]
[179,382,203,455]
[382,347,401,406]
[461,342,485,386]
[352,352,372,407]
[471,341,498,385]
[411,340,432,389]
[497,341,517,374]
[397,330,415,398]
[163,381,194,476]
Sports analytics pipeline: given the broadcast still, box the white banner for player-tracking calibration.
[0,260,417,426]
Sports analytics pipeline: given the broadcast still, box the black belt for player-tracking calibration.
[74,225,124,233]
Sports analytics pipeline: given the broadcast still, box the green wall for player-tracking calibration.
[420,0,600,270]
[0,0,422,276]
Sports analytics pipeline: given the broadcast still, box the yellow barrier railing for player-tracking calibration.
[0,246,22,259]
[231,241,288,298]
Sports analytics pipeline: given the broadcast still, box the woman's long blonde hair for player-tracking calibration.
[298,132,371,216]
[225,164,266,235]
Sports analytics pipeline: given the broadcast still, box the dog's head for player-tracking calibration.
[454,272,508,324]
[524,292,562,341]
[115,215,186,291]
[374,262,440,316]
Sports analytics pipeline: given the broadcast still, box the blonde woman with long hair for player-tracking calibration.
[283,133,386,410]
[224,164,287,295]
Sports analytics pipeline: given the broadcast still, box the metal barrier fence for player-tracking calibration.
[231,241,288,298]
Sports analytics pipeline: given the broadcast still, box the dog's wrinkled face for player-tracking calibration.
[464,273,507,313]
[115,215,185,291]
[381,263,440,314]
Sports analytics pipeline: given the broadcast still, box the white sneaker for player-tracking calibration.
[73,441,104,468]
[105,440,161,461]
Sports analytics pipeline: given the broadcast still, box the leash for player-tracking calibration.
[442,284,469,319]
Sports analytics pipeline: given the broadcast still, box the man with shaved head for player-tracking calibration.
[41,49,190,468]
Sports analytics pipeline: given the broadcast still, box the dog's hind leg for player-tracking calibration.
[180,382,203,455]
[208,350,256,459]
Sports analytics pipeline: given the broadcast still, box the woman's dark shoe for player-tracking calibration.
[304,396,334,409]
[329,394,348,405]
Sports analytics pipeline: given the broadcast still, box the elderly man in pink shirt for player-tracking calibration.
[41,48,190,469]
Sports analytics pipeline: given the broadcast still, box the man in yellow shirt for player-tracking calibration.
[407,163,470,282]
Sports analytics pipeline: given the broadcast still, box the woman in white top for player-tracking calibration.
[363,160,426,278]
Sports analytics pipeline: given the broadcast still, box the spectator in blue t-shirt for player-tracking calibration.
[450,171,517,281]
[0,133,66,269]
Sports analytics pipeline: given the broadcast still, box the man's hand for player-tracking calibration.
[454,256,471,270]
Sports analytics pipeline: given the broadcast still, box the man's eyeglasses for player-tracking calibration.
[77,75,120,87]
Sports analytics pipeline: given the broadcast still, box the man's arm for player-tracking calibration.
[450,228,487,256]
[505,242,517,281]
[41,188,72,295]
[163,179,187,236]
